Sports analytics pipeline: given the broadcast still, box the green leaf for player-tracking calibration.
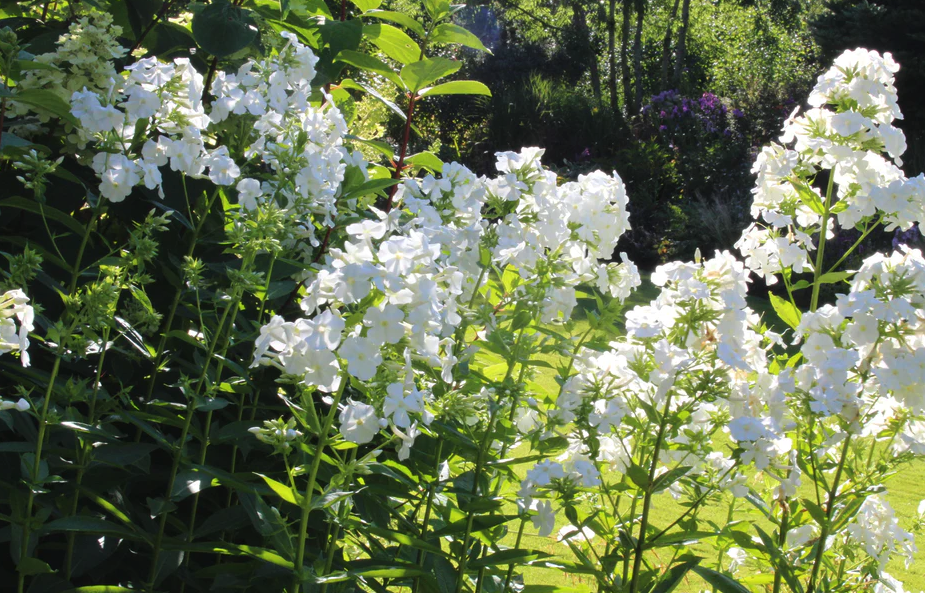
[257,473,301,506]
[341,177,400,201]
[650,558,701,593]
[72,588,138,593]
[0,198,86,240]
[358,523,446,556]
[645,531,717,549]
[424,0,450,21]
[800,498,827,527]
[1,130,36,151]
[41,517,142,541]
[364,23,421,65]
[419,80,491,97]
[192,0,258,57]
[335,49,403,88]
[753,526,804,593]
[791,180,825,215]
[17,557,54,576]
[340,78,408,121]
[626,463,651,491]
[401,57,460,93]
[167,541,295,571]
[768,293,802,330]
[818,271,853,284]
[350,0,382,12]
[171,469,217,501]
[14,59,59,72]
[691,566,753,593]
[469,548,552,569]
[10,89,80,127]
[405,151,444,173]
[652,466,692,493]
[429,23,489,52]
[363,10,426,38]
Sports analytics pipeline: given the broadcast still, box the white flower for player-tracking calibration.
[532,500,556,537]
[339,401,379,444]
[236,178,263,211]
[726,547,747,574]
[338,336,382,381]
[0,289,34,367]
[364,305,405,345]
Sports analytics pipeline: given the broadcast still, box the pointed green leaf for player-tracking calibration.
[257,473,302,506]
[405,151,444,173]
[691,566,753,593]
[335,50,403,88]
[350,0,382,12]
[430,23,489,53]
[419,80,491,97]
[469,549,552,569]
[363,10,426,38]
[192,0,258,57]
[364,23,421,65]
[401,57,460,93]
[768,293,801,330]
[10,89,80,127]
[650,559,701,593]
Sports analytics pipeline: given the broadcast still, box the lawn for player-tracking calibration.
[476,272,925,592]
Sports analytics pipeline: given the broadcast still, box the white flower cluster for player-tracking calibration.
[737,49,925,284]
[519,251,774,531]
[846,494,916,569]
[252,147,633,460]
[69,30,361,256]
[11,11,126,125]
[0,289,34,368]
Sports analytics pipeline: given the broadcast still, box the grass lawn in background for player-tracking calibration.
[474,272,925,592]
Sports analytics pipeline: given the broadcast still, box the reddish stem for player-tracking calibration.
[0,98,6,152]
[386,93,416,212]
[341,0,347,20]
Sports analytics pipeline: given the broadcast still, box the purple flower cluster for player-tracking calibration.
[641,90,742,140]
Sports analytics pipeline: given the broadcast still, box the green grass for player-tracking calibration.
[475,273,925,592]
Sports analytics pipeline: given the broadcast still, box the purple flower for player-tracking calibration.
[732,108,745,118]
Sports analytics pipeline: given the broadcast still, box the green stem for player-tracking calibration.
[646,462,738,547]
[826,215,882,276]
[809,171,836,312]
[291,375,348,593]
[146,266,244,592]
[18,354,63,593]
[628,390,675,593]
[19,206,93,591]
[144,186,220,402]
[805,434,852,593]
[411,439,445,593]
[64,325,112,580]
[453,397,503,593]
[319,448,358,593]
[771,499,790,593]
[501,519,527,593]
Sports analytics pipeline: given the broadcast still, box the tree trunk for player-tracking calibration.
[673,0,692,87]
[571,1,602,107]
[660,0,681,90]
[620,0,632,115]
[632,0,645,114]
[607,0,619,116]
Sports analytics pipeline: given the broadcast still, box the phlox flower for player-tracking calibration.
[339,401,379,444]
[532,500,556,537]
[338,336,382,381]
